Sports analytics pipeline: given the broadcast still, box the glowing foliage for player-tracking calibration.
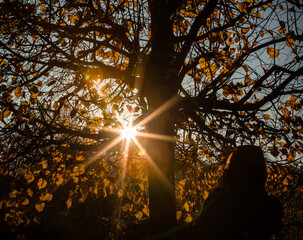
[267,47,280,58]
[0,0,302,238]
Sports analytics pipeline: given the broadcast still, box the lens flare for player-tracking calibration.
[121,126,137,139]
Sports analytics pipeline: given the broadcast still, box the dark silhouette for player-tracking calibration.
[193,145,283,240]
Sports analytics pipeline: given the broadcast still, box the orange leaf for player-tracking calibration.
[40,193,53,202]
[66,198,72,209]
[37,178,47,189]
[35,202,45,212]
[14,87,22,98]
[135,211,143,219]
[21,199,29,206]
[267,48,279,58]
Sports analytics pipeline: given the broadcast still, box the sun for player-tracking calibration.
[121,126,137,139]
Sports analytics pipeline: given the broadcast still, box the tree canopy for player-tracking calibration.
[0,0,303,239]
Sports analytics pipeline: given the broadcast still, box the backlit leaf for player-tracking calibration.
[40,193,53,202]
[185,214,193,223]
[21,199,29,206]
[122,204,129,212]
[27,188,33,197]
[135,211,143,219]
[14,87,22,98]
[267,48,279,58]
[76,154,85,161]
[66,198,72,209]
[176,211,182,221]
[24,174,35,184]
[37,178,47,189]
[35,202,45,212]
[183,202,190,211]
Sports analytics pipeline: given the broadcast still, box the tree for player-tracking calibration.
[1,0,303,238]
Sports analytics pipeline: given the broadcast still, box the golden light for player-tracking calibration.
[121,126,137,139]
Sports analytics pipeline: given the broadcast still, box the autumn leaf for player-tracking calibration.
[286,38,295,48]
[66,198,72,209]
[24,174,35,184]
[76,154,85,161]
[118,189,124,198]
[267,48,279,58]
[27,188,33,197]
[35,202,45,212]
[2,109,11,119]
[14,87,22,98]
[37,178,47,189]
[185,214,193,223]
[142,205,149,217]
[122,204,129,212]
[202,190,209,200]
[244,75,252,85]
[40,193,53,202]
[176,211,182,221]
[183,202,190,211]
[21,199,29,206]
[263,114,270,120]
[135,211,143,219]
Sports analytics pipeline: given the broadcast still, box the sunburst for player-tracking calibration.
[121,125,137,139]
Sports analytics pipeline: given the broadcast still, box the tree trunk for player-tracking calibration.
[143,54,179,237]
[141,1,181,237]
[146,98,177,237]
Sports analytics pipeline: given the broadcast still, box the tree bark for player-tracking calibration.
[142,1,182,237]
[146,96,177,237]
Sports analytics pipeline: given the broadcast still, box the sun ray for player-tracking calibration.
[121,126,137,139]
[132,137,173,191]
[137,131,175,142]
[135,95,181,128]
[84,136,124,168]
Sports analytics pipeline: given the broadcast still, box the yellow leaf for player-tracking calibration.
[135,211,143,219]
[62,120,69,126]
[263,114,270,120]
[267,48,279,58]
[254,11,261,18]
[244,74,252,85]
[30,93,37,104]
[55,174,64,186]
[35,202,45,212]
[14,87,22,98]
[24,174,35,184]
[118,189,124,198]
[37,178,47,189]
[176,211,182,221]
[185,214,193,223]
[41,160,48,169]
[3,109,11,119]
[183,202,190,212]
[202,190,209,200]
[21,199,29,206]
[142,205,149,217]
[40,193,53,202]
[76,154,85,161]
[66,198,72,209]
[122,204,129,212]
[241,28,249,34]
[286,38,295,48]
[199,58,207,69]
[70,15,78,24]
[27,188,33,197]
